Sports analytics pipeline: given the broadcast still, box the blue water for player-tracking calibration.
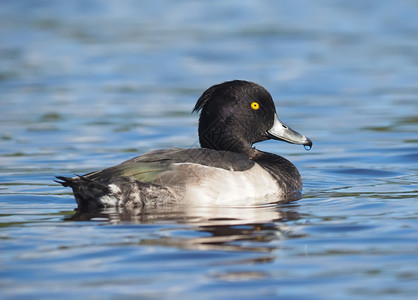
[1,1,418,299]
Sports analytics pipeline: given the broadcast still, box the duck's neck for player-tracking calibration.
[199,133,255,157]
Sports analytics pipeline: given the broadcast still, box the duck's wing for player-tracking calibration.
[83,148,183,184]
[84,148,255,185]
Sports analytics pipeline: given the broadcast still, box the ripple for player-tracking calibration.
[325,168,402,178]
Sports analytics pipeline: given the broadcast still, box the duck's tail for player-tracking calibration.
[55,175,112,210]
[55,175,176,211]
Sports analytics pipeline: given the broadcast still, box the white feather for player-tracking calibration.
[172,163,280,206]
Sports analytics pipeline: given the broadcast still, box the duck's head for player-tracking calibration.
[193,80,312,156]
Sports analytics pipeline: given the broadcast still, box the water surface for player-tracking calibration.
[1,1,418,299]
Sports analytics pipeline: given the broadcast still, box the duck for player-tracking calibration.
[56,80,312,210]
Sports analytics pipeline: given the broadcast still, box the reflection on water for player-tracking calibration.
[69,204,300,252]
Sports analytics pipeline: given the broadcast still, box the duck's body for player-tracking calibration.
[57,148,302,210]
[57,80,312,210]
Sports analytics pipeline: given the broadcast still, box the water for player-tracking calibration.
[1,1,418,299]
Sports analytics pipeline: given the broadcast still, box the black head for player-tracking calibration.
[193,80,312,156]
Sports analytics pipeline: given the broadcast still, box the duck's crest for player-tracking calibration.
[192,83,218,113]
[192,80,253,113]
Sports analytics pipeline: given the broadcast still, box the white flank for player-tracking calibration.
[172,163,281,206]
[97,183,121,207]
[109,184,121,194]
[98,194,118,207]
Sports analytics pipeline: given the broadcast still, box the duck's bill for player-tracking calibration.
[267,114,313,150]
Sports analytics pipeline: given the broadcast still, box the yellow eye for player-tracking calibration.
[250,102,260,110]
